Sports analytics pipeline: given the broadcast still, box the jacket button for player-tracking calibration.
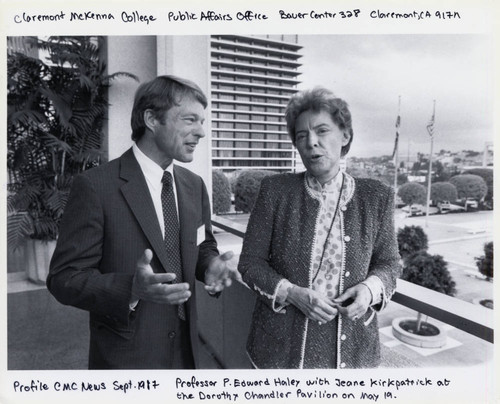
[345,271,350,277]
[341,334,347,341]
[344,235,351,242]
[340,362,346,368]
[340,206,347,211]
[168,331,176,338]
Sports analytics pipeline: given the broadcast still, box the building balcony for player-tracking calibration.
[212,79,298,93]
[211,50,302,68]
[212,34,302,51]
[212,70,301,85]
[213,107,285,117]
[210,35,302,53]
[212,118,286,127]
[212,60,301,76]
[211,38,303,60]
[211,98,287,109]
[212,88,292,102]
[212,127,288,135]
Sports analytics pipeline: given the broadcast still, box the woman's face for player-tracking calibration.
[295,109,351,184]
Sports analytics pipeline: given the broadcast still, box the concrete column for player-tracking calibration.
[106,36,157,160]
[106,35,212,193]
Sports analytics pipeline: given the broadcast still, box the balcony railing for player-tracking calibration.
[211,216,494,344]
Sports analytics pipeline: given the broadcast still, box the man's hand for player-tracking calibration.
[287,286,338,324]
[333,283,372,321]
[204,251,242,294]
[130,249,191,306]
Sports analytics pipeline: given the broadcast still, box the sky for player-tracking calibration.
[297,34,494,158]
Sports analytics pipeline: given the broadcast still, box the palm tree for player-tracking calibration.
[7,36,137,248]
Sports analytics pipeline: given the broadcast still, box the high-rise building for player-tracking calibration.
[210,35,303,173]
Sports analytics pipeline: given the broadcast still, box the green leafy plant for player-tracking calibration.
[397,182,427,206]
[234,170,278,213]
[400,251,456,335]
[476,241,493,280]
[396,226,456,335]
[463,168,493,203]
[212,170,232,214]
[397,225,429,262]
[449,174,487,201]
[402,251,456,296]
[7,36,137,249]
[430,182,458,204]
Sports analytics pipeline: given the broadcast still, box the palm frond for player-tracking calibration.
[39,88,73,128]
[7,212,34,250]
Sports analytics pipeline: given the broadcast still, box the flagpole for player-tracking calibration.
[393,96,401,207]
[425,100,436,228]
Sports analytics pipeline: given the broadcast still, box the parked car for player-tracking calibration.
[465,198,479,209]
[456,198,479,211]
[395,196,406,208]
[437,201,451,214]
[402,204,424,217]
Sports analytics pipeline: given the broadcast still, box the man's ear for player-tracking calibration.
[143,109,157,133]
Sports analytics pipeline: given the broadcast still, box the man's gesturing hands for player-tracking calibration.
[130,249,191,307]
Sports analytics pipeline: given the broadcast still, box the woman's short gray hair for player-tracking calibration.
[285,87,354,156]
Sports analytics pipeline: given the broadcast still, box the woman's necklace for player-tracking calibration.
[311,174,345,285]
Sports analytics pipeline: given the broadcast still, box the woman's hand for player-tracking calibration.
[333,283,372,321]
[287,286,338,324]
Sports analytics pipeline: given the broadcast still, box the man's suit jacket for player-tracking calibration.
[47,148,219,369]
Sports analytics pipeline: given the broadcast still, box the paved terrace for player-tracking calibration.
[7,210,494,369]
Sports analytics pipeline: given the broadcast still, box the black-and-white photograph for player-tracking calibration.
[2,1,496,403]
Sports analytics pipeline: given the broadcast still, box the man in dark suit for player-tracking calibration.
[47,75,239,369]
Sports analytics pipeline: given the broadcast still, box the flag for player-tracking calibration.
[426,112,435,137]
[391,115,400,159]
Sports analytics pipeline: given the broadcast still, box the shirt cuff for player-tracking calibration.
[272,279,293,313]
[360,275,384,306]
[129,299,139,312]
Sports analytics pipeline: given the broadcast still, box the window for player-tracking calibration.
[235,104,250,111]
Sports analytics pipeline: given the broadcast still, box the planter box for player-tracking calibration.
[25,239,57,285]
[392,317,447,348]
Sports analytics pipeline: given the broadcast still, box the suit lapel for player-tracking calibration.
[174,166,198,286]
[119,149,171,273]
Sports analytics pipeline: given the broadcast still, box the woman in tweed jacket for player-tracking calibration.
[238,87,402,369]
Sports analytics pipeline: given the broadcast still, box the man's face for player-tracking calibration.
[152,96,206,166]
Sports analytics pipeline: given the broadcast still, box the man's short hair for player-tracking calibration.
[131,75,208,142]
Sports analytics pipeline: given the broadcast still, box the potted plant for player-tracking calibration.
[393,226,456,348]
[7,36,136,283]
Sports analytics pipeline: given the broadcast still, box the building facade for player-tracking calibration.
[210,35,303,173]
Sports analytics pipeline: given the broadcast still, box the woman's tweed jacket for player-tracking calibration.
[238,172,402,369]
